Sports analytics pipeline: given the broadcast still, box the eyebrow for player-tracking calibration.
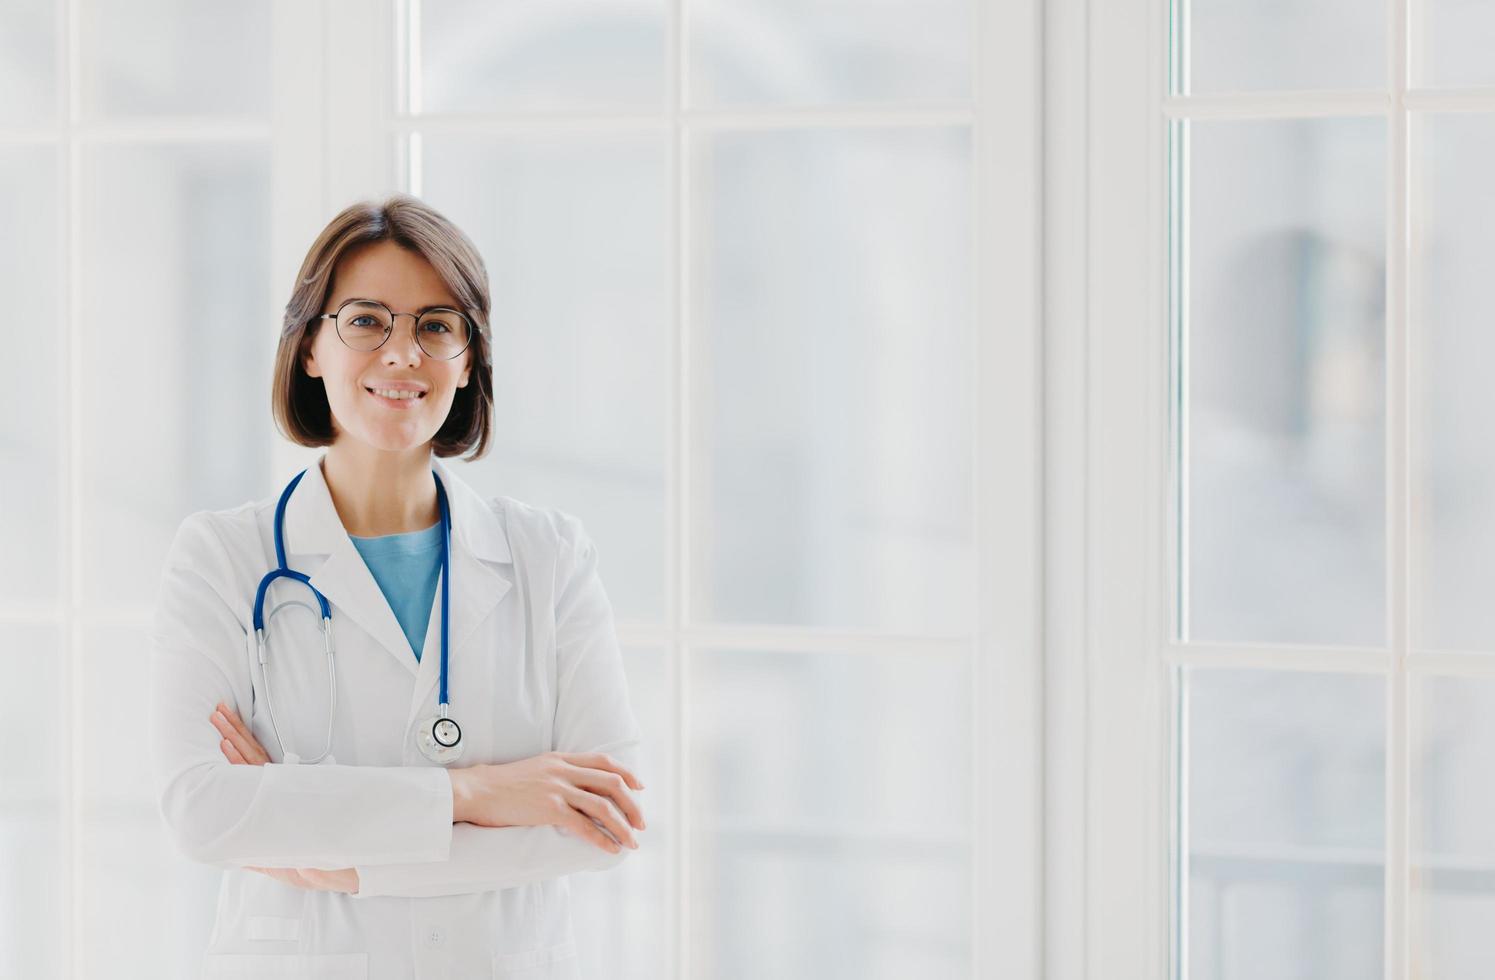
[343,297,459,314]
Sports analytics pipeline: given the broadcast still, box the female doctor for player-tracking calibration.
[148,195,646,980]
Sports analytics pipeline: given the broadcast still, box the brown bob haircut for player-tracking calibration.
[271,194,494,460]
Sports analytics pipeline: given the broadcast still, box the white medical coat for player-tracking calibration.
[147,452,644,979]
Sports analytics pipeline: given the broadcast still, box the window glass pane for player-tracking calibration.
[694,127,973,634]
[417,0,666,112]
[691,648,971,978]
[1420,1,1495,88]
[1413,113,1495,652]
[80,142,273,606]
[0,147,59,604]
[1179,0,1384,94]
[1183,118,1386,646]
[0,0,54,126]
[1184,668,1385,980]
[689,0,970,106]
[80,625,219,977]
[570,647,671,979]
[0,624,63,979]
[420,131,670,623]
[1413,674,1495,976]
[79,0,269,118]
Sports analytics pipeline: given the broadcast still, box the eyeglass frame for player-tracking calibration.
[312,297,476,361]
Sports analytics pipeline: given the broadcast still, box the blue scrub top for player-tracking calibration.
[349,521,443,661]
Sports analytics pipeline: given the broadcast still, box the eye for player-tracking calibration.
[349,314,383,328]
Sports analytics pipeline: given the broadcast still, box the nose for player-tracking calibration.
[383,314,424,366]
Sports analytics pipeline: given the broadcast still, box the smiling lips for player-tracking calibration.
[366,386,426,408]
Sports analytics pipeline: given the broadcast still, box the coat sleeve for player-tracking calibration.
[148,512,456,870]
[353,514,646,899]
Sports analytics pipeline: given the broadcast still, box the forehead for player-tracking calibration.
[327,239,459,310]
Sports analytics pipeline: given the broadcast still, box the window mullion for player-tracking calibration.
[1385,0,1412,975]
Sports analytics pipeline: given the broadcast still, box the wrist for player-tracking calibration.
[449,767,475,823]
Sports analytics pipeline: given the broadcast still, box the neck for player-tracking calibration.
[320,441,440,537]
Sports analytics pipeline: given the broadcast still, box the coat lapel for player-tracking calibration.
[278,453,514,694]
[409,457,515,715]
[280,456,417,676]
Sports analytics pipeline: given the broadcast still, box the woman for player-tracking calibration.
[148,195,646,979]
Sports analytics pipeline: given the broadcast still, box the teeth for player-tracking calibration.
[369,388,422,400]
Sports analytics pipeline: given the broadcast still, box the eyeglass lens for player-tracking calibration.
[334,300,472,359]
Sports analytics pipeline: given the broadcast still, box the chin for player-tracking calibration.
[367,431,438,454]
[342,418,438,454]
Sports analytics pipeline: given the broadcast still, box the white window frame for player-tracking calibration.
[1046,0,1175,976]
[1067,0,1448,978]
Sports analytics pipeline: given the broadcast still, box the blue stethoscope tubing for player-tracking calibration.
[250,467,463,765]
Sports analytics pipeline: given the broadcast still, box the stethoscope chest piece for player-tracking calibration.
[417,713,464,764]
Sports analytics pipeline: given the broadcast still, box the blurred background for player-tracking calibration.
[0,0,979,978]
[1176,1,1495,978]
[10,0,1495,978]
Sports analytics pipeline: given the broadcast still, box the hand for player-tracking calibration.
[211,703,358,893]
[210,702,269,766]
[244,866,360,894]
[450,752,646,854]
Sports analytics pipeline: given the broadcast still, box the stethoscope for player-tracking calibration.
[251,466,465,766]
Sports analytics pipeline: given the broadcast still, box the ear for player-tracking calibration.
[456,352,471,389]
[303,342,322,379]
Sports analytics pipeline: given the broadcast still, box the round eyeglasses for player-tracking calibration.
[313,298,474,360]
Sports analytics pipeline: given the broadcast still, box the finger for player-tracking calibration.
[568,768,646,831]
[298,868,356,893]
[209,712,249,757]
[215,704,269,763]
[561,752,644,791]
[211,708,268,765]
[293,869,331,890]
[217,703,256,744]
[567,788,636,850]
[221,738,249,765]
[563,807,622,854]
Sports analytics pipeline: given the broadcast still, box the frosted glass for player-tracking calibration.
[570,648,671,980]
[1421,1,1495,88]
[1412,114,1495,652]
[689,0,970,106]
[1185,668,1385,980]
[79,0,270,117]
[80,625,220,978]
[1179,0,1383,94]
[0,147,59,601]
[1411,675,1495,977]
[0,625,62,980]
[418,0,665,112]
[78,143,273,607]
[691,649,971,979]
[1183,118,1386,646]
[0,0,54,126]
[419,132,669,622]
[694,127,974,633]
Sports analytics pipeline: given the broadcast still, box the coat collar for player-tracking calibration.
[282,452,511,563]
[277,452,514,686]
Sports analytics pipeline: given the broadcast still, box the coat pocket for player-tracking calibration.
[202,952,368,979]
[492,940,579,978]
